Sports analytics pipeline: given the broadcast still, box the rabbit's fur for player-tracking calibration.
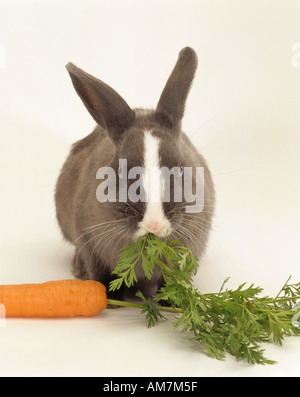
[55,47,215,299]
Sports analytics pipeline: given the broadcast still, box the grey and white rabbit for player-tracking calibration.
[55,47,215,299]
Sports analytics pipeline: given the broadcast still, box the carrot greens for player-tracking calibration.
[109,233,300,365]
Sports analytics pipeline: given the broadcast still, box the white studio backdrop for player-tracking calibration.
[0,0,299,376]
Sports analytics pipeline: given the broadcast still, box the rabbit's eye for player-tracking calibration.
[174,166,184,177]
[118,166,126,179]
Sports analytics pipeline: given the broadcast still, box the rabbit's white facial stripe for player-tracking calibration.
[134,130,172,238]
[143,131,161,204]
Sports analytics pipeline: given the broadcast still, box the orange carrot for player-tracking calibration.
[0,280,107,317]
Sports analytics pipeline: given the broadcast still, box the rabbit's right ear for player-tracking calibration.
[66,63,135,144]
[155,47,198,132]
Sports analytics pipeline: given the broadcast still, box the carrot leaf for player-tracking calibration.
[109,233,300,365]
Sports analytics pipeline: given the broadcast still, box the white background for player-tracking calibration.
[0,0,300,376]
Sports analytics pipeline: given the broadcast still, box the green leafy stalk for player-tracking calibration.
[109,236,148,291]
[108,233,300,365]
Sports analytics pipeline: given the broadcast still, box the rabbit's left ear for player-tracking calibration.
[155,47,198,131]
[66,63,135,143]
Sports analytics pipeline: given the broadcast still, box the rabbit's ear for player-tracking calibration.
[66,63,135,143]
[155,47,198,131]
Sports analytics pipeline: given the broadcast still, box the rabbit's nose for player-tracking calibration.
[145,220,161,233]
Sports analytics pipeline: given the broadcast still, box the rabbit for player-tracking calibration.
[55,47,215,300]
